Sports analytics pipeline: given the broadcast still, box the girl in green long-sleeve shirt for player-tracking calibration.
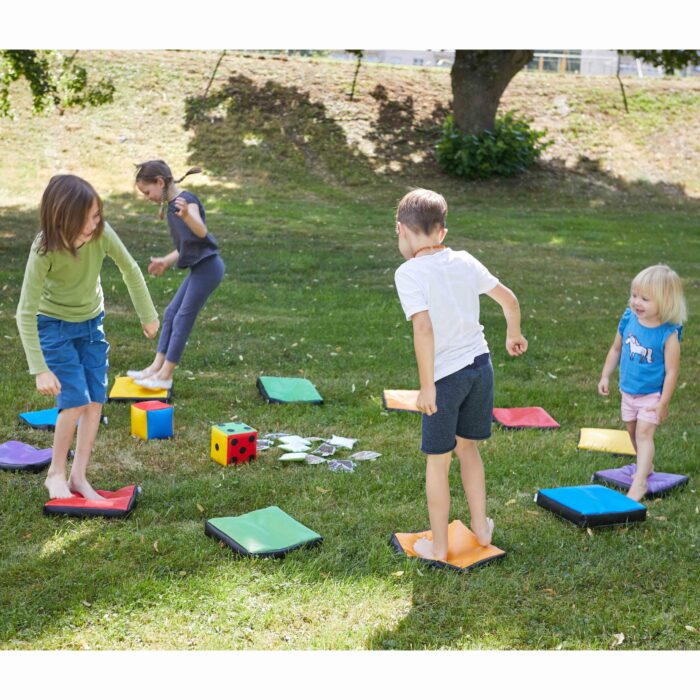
[16,174,159,500]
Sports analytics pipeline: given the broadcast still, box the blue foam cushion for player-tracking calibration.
[19,407,60,430]
[536,484,646,527]
[147,406,173,439]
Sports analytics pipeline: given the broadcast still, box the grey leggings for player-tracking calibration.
[157,254,225,364]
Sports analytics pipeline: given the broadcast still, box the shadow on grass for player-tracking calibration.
[182,72,699,208]
[365,84,450,175]
[184,73,374,187]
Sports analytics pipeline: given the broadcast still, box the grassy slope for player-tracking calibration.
[0,51,699,650]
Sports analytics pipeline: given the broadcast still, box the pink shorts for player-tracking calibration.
[620,390,661,425]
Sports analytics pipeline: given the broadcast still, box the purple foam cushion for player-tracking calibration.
[0,440,53,472]
[593,463,689,496]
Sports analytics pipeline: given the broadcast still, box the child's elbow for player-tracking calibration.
[411,312,433,335]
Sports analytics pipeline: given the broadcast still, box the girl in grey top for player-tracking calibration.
[128,160,225,390]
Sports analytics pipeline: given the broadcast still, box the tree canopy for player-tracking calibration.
[0,50,115,118]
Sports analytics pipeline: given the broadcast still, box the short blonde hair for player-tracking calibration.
[396,188,447,236]
[631,264,687,325]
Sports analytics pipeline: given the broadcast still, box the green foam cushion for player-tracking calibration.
[257,376,323,404]
[206,506,323,556]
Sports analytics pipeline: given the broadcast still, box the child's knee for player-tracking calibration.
[636,421,656,441]
[426,452,452,471]
[455,436,477,455]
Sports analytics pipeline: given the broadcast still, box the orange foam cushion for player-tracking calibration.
[392,519,506,571]
[382,389,421,413]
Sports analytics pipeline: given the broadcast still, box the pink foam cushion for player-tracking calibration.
[493,407,560,429]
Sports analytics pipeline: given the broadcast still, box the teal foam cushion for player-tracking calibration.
[205,506,323,557]
[257,376,323,404]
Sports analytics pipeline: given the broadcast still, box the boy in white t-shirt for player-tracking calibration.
[394,189,527,561]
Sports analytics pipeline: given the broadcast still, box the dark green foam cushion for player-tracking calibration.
[257,376,323,404]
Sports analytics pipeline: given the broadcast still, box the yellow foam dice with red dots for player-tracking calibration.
[211,422,257,466]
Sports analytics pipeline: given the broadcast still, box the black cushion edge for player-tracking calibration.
[0,460,51,473]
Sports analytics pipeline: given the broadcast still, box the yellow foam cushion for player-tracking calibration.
[382,389,420,413]
[578,428,636,456]
[109,376,170,401]
[392,520,506,571]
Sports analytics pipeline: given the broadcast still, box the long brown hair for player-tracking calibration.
[38,174,104,256]
[135,160,202,219]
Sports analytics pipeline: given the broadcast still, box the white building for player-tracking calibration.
[329,50,454,68]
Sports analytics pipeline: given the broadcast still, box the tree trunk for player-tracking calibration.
[451,50,533,134]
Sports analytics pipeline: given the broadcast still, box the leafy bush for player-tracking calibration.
[436,112,550,179]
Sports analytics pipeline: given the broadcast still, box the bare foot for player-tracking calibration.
[67,477,105,501]
[413,537,447,561]
[45,472,74,500]
[471,517,494,547]
[627,481,647,502]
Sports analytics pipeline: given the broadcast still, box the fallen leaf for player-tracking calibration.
[543,588,556,596]
[196,503,204,513]
[179,570,187,577]
[611,632,625,648]
[81,600,91,607]
[587,528,594,537]
[316,486,329,494]
[654,516,667,521]
[505,499,516,506]
[685,625,697,633]
[392,571,404,577]
[153,540,160,553]
[547,372,557,379]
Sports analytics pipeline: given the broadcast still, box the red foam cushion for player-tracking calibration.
[44,485,138,516]
[493,407,560,429]
[132,400,170,412]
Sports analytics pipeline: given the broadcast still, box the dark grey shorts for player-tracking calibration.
[421,354,494,454]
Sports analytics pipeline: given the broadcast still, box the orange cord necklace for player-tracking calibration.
[413,244,446,258]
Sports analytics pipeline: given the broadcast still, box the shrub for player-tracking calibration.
[436,112,550,179]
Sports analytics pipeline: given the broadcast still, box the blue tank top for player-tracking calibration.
[618,307,682,395]
[166,190,220,268]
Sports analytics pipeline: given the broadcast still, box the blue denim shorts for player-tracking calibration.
[37,311,109,409]
[421,353,494,454]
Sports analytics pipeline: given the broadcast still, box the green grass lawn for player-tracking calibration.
[0,52,699,650]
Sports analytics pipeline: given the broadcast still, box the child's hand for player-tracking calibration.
[598,377,610,396]
[654,401,669,423]
[142,319,160,339]
[506,334,528,356]
[148,257,168,276]
[36,370,61,397]
[174,197,189,219]
[417,385,437,416]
